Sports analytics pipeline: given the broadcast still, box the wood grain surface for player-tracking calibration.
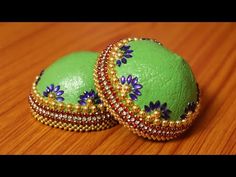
[0,22,235,155]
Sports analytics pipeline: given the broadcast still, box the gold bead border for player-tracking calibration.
[29,107,117,132]
[29,79,118,132]
[94,37,201,141]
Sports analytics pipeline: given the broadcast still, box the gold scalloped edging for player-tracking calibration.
[94,37,201,141]
[28,77,118,132]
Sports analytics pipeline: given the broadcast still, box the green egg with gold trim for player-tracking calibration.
[94,38,201,141]
[29,51,117,132]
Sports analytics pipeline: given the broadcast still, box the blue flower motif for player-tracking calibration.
[43,84,64,102]
[116,45,133,67]
[144,101,172,120]
[78,89,102,106]
[180,101,196,119]
[120,75,143,101]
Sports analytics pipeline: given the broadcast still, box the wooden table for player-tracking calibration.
[0,22,235,154]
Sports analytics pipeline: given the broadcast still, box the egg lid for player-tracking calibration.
[94,38,200,141]
[29,52,117,132]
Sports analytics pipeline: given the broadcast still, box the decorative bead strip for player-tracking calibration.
[94,37,201,141]
[29,94,117,132]
[30,108,116,132]
[29,76,118,131]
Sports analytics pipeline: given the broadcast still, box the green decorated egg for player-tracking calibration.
[29,52,117,132]
[94,38,200,141]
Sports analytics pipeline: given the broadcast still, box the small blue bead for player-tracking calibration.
[131,77,138,86]
[54,85,60,92]
[120,76,126,84]
[133,84,142,90]
[129,93,137,101]
[161,103,167,110]
[49,84,54,91]
[79,100,86,105]
[133,89,141,96]
[155,101,160,109]
[149,102,155,110]
[46,87,50,93]
[56,97,64,102]
[84,92,90,98]
[43,91,48,97]
[89,90,95,97]
[126,49,133,53]
[124,54,132,58]
[120,45,130,51]
[80,95,85,100]
[127,75,132,84]
[121,58,127,64]
[56,90,64,96]
[116,60,122,67]
[144,105,151,113]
